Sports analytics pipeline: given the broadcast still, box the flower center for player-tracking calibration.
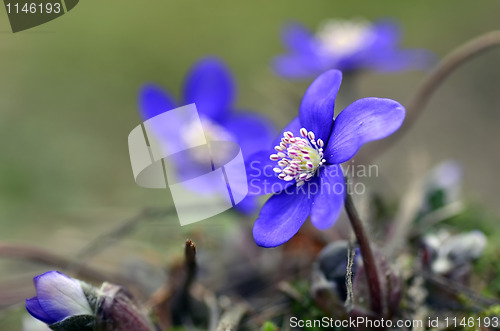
[183,117,235,164]
[270,128,326,187]
[316,19,373,57]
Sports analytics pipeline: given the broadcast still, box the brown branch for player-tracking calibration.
[0,242,128,285]
[72,207,174,264]
[423,271,500,309]
[362,30,500,162]
[171,239,197,326]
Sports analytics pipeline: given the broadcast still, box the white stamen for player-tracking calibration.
[316,19,373,58]
[269,127,326,184]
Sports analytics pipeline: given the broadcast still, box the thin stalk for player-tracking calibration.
[171,239,197,325]
[343,181,383,315]
[362,30,500,162]
[0,242,127,284]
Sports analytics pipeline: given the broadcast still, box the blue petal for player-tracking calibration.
[222,112,276,158]
[299,70,342,141]
[281,22,318,55]
[164,145,223,195]
[183,57,235,121]
[33,271,92,323]
[246,151,295,196]
[26,297,56,324]
[310,165,345,230]
[245,117,302,196]
[271,116,302,147]
[234,195,258,215]
[253,184,313,247]
[368,49,437,72]
[173,162,220,194]
[138,84,177,121]
[366,20,436,72]
[324,98,405,164]
[272,54,322,79]
[273,23,327,78]
[370,20,401,50]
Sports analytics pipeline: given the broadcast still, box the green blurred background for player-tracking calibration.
[1,0,500,328]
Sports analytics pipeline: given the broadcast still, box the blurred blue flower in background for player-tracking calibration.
[139,57,276,214]
[25,271,93,325]
[246,69,405,247]
[273,19,435,79]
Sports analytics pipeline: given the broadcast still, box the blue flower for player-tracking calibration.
[25,271,93,325]
[139,57,275,214]
[273,19,435,78]
[246,69,405,247]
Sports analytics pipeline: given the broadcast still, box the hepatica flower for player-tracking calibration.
[140,57,275,214]
[273,18,434,78]
[247,69,405,247]
[26,271,157,330]
[25,271,93,326]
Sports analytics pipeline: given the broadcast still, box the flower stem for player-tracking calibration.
[361,30,500,162]
[343,182,383,315]
[171,239,197,325]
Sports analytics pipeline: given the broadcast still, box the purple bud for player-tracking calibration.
[97,283,156,331]
[25,271,93,325]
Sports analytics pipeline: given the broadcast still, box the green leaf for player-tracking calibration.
[261,321,278,331]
